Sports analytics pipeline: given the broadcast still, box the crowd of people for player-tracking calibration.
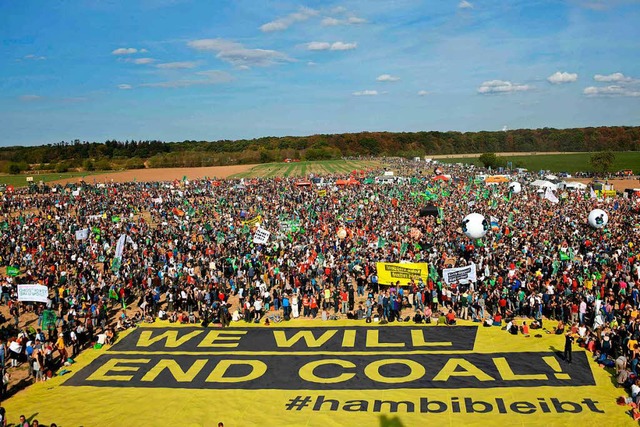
[0,158,638,424]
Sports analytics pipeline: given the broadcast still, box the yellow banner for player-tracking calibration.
[0,321,629,426]
[242,215,262,227]
[376,262,428,285]
[317,189,327,197]
[596,190,616,197]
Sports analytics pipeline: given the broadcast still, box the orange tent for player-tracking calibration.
[295,181,312,187]
[432,175,450,181]
[336,178,361,186]
[485,175,509,183]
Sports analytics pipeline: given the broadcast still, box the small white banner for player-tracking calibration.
[442,264,477,285]
[18,284,49,303]
[75,228,89,240]
[253,227,271,244]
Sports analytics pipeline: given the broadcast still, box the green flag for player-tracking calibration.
[7,266,19,277]
[400,242,409,256]
[42,310,57,330]
[111,216,120,223]
[377,236,386,248]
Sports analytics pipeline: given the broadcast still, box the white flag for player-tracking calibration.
[75,228,89,240]
[253,227,271,244]
[544,187,559,204]
[590,187,596,199]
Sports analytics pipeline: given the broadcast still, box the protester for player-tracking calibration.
[0,158,638,414]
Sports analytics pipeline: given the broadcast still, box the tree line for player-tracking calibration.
[1,126,639,172]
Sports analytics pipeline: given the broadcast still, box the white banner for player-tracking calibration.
[17,284,49,303]
[253,227,271,244]
[75,228,89,240]
[442,264,477,285]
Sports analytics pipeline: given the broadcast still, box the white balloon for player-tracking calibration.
[588,209,608,229]
[508,182,522,194]
[462,213,489,239]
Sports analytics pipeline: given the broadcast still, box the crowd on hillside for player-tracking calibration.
[0,158,639,423]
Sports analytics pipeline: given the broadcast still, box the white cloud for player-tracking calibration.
[583,85,640,97]
[458,1,473,9]
[156,61,198,69]
[260,7,318,32]
[321,17,341,26]
[547,71,578,84]
[320,15,366,26]
[307,42,331,51]
[347,16,366,24]
[306,41,357,51]
[477,80,533,94]
[19,94,42,102]
[593,72,634,83]
[139,49,148,53]
[376,74,400,82]
[307,61,317,66]
[353,90,378,96]
[418,90,429,96]
[133,57,155,65]
[24,54,46,61]
[330,41,357,51]
[187,38,292,68]
[140,70,234,88]
[118,84,133,90]
[112,47,138,55]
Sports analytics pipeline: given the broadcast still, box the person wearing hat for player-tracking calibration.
[55,333,67,366]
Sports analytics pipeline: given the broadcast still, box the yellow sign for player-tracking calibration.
[596,190,617,198]
[242,215,262,227]
[376,262,429,285]
[1,321,632,426]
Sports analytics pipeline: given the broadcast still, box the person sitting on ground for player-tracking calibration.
[493,313,503,327]
[105,328,115,345]
[445,309,456,326]
[530,320,541,329]
[423,306,432,324]
[484,315,493,327]
[519,321,530,336]
[555,320,565,335]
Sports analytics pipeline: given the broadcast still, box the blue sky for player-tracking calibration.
[1,0,639,146]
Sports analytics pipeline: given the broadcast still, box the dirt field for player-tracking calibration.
[574,178,640,192]
[52,164,255,185]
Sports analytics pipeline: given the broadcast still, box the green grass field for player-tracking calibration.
[0,171,113,188]
[230,159,380,179]
[439,152,640,173]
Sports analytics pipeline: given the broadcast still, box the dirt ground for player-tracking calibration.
[573,178,640,192]
[52,164,255,186]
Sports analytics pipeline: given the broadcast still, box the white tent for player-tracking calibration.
[530,180,558,190]
[564,181,587,190]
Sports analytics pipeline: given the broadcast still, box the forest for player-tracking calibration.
[1,126,638,171]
